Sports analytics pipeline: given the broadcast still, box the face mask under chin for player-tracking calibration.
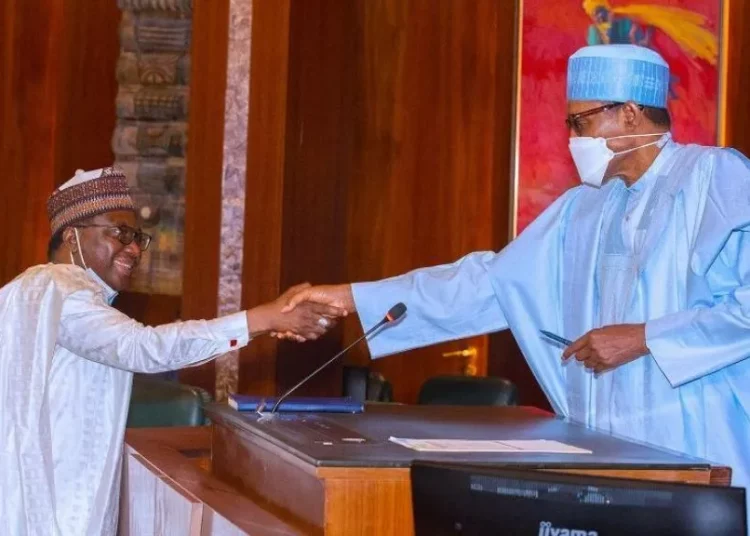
[68,229,119,299]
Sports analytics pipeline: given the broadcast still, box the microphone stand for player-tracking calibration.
[270,319,389,414]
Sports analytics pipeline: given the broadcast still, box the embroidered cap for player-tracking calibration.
[47,167,136,236]
[567,44,670,108]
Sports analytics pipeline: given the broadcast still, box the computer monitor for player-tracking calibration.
[411,462,746,536]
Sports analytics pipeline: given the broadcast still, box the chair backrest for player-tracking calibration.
[417,375,518,407]
[127,376,212,428]
[342,365,368,402]
[366,370,394,403]
[342,366,394,403]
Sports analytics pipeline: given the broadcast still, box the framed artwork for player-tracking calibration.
[511,0,729,236]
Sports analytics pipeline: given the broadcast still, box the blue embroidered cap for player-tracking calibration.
[567,44,670,108]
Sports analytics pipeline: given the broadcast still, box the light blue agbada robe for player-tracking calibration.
[352,140,750,498]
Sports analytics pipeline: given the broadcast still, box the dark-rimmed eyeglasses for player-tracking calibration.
[565,102,624,134]
[75,224,152,251]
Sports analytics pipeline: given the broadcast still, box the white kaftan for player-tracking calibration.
[0,263,249,536]
[352,141,750,513]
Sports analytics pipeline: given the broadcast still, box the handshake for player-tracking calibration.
[246,283,356,342]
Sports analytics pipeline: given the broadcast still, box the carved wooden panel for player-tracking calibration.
[114,0,193,295]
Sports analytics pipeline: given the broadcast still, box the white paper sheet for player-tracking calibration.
[388,437,592,454]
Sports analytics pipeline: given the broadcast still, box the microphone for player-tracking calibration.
[270,302,407,413]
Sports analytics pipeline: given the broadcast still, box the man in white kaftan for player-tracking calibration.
[0,167,343,536]
[284,45,750,517]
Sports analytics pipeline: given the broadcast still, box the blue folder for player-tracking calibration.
[227,394,364,414]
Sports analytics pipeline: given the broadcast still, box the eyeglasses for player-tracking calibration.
[565,102,623,134]
[75,224,152,251]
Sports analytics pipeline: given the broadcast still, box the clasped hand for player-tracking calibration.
[271,284,355,342]
[248,283,349,342]
[562,323,649,373]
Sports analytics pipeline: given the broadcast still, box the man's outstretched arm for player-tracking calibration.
[280,252,508,358]
[58,283,345,373]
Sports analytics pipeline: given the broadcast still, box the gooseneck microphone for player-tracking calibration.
[270,302,407,413]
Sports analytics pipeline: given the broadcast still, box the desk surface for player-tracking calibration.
[205,403,719,472]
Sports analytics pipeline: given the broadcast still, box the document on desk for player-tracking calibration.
[388,438,592,454]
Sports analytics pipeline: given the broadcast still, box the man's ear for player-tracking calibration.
[621,101,644,131]
[62,228,77,252]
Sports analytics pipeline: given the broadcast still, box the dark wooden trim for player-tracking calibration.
[725,0,750,154]
[179,0,231,392]
[238,0,292,396]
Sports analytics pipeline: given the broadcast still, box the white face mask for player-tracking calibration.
[569,132,671,188]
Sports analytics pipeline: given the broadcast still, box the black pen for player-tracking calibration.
[540,330,573,346]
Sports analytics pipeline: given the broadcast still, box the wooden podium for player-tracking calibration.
[122,404,730,535]
[208,404,728,535]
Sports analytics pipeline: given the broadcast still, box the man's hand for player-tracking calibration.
[562,323,649,373]
[271,284,356,341]
[246,283,347,342]
[281,284,356,314]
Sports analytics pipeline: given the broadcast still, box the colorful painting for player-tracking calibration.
[512,0,726,235]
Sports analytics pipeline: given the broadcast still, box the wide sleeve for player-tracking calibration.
[350,188,577,414]
[57,288,250,373]
[647,149,750,386]
[351,188,578,364]
[352,251,508,359]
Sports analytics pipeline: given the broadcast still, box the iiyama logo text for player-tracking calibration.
[538,520,598,536]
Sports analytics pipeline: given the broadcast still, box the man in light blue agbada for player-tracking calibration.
[285,45,750,506]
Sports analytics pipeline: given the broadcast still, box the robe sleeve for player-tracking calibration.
[352,251,508,359]
[647,148,750,386]
[349,189,577,414]
[351,188,579,362]
[57,289,250,373]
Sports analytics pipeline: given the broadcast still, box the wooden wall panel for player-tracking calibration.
[343,0,512,403]
[233,0,540,403]
[238,0,292,396]
[0,0,61,286]
[274,0,358,397]
[179,0,231,392]
[53,1,121,182]
[346,0,503,283]
[0,0,120,287]
[235,0,520,402]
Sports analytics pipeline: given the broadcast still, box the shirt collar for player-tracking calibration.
[627,136,676,193]
[86,268,119,304]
